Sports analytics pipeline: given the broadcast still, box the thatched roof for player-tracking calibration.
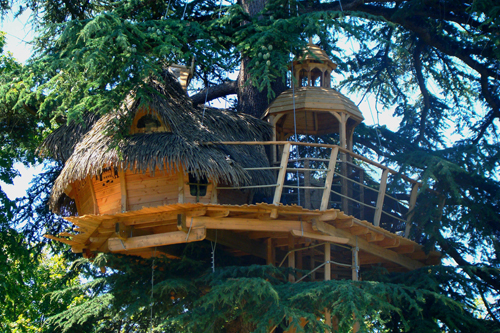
[42,70,273,211]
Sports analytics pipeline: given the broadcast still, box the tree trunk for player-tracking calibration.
[237,0,286,118]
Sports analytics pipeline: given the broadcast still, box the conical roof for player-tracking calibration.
[265,86,363,120]
[294,42,337,70]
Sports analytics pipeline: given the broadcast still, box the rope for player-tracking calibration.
[182,1,188,19]
[211,230,218,272]
[150,247,157,333]
[290,50,301,206]
[166,0,172,15]
[218,0,224,18]
[201,82,210,125]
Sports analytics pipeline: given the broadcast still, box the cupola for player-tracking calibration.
[263,41,364,154]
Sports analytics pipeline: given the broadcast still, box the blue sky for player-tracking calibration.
[1,9,40,200]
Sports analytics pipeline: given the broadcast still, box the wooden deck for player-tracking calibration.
[47,202,440,274]
[47,141,441,277]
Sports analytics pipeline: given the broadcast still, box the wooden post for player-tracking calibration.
[288,234,295,282]
[304,159,311,209]
[373,169,389,227]
[352,238,359,281]
[297,245,303,279]
[178,170,185,204]
[325,243,331,331]
[309,247,315,281]
[320,147,339,211]
[404,183,419,237]
[273,143,291,205]
[267,238,275,265]
[119,169,128,213]
[210,181,218,204]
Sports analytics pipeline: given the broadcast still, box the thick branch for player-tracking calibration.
[413,40,431,144]
[437,233,500,292]
[190,80,238,105]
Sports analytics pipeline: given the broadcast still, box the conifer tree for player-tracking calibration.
[0,0,499,331]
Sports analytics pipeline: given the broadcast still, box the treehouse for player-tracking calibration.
[43,48,440,288]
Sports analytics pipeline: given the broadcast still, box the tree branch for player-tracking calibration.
[413,40,431,144]
[437,232,500,293]
[190,80,238,105]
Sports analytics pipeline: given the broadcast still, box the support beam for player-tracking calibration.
[290,230,349,245]
[206,229,269,259]
[321,146,339,211]
[312,219,424,270]
[191,216,316,233]
[318,211,338,221]
[267,238,275,265]
[373,169,389,227]
[115,222,131,240]
[273,142,291,207]
[108,228,206,251]
[405,183,419,237]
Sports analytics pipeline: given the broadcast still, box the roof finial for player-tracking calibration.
[308,36,313,44]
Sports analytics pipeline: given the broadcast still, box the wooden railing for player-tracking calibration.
[205,141,422,238]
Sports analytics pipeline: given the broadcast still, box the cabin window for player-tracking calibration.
[188,173,208,200]
[136,114,164,133]
[132,112,171,134]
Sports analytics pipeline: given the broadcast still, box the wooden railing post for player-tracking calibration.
[273,143,291,205]
[404,183,419,237]
[320,147,339,211]
[373,169,389,227]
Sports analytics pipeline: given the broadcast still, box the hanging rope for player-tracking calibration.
[210,230,218,272]
[181,1,188,19]
[201,81,210,126]
[290,50,301,206]
[150,247,157,333]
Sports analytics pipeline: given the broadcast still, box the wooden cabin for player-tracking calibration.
[43,50,440,289]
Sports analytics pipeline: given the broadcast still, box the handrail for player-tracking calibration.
[202,140,425,238]
[203,141,420,185]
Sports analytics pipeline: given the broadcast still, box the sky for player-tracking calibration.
[1,9,40,200]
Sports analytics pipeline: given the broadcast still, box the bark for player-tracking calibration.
[237,57,286,118]
[236,0,286,118]
[190,80,238,105]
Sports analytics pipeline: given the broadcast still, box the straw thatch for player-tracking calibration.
[42,70,274,211]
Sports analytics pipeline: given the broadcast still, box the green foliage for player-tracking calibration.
[0,0,499,331]
[44,252,491,332]
[0,232,82,332]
